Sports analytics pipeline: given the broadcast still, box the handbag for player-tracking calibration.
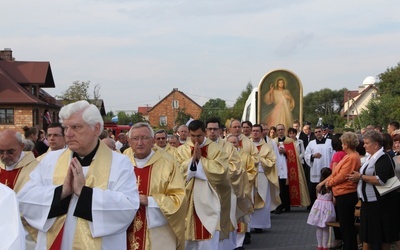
[375,155,400,195]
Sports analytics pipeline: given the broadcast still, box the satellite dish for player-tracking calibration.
[362,76,375,85]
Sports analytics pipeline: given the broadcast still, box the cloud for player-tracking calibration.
[274,31,314,57]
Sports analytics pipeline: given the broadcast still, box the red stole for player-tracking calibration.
[50,225,65,250]
[190,145,211,240]
[0,168,22,190]
[238,140,243,148]
[256,145,262,151]
[283,142,301,206]
[127,165,153,250]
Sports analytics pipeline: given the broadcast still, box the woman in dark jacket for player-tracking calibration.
[348,130,399,250]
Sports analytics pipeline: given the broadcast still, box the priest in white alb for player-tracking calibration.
[17,100,140,250]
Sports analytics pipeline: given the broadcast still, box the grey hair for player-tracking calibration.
[128,122,154,139]
[178,124,188,130]
[229,119,241,128]
[15,132,23,144]
[59,100,104,133]
[363,130,383,147]
[23,139,35,151]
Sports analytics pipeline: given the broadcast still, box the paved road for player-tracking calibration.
[245,207,317,250]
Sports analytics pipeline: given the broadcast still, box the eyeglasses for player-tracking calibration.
[47,134,63,138]
[252,130,261,133]
[206,128,219,131]
[314,131,322,133]
[131,136,152,142]
[155,137,166,140]
[0,149,17,155]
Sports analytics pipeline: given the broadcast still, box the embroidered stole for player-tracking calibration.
[0,168,22,190]
[47,141,112,249]
[127,165,153,250]
[283,142,301,206]
[190,145,212,240]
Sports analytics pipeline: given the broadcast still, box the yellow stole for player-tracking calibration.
[47,141,112,249]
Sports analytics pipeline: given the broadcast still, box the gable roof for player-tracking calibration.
[343,84,378,114]
[0,67,46,104]
[0,61,55,87]
[148,88,202,112]
[93,99,106,116]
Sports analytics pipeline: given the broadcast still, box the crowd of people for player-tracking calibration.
[1,99,400,250]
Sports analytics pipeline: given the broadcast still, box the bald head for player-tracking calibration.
[0,130,24,166]
[102,138,116,151]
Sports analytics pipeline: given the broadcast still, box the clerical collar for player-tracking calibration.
[212,138,220,144]
[199,138,207,148]
[278,136,286,142]
[72,140,100,166]
[134,150,155,168]
[316,138,327,144]
[5,151,25,171]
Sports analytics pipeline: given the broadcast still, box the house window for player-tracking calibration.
[160,116,167,126]
[33,108,40,126]
[0,108,14,124]
[172,100,179,109]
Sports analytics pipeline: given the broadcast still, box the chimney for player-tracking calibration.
[0,48,14,61]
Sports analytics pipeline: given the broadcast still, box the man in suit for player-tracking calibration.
[300,123,315,209]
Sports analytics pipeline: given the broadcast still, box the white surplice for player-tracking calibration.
[0,183,26,250]
[17,149,140,250]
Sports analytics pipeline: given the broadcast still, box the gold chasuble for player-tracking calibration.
[253,141,279,210]
[274,138,310,207]
[125,150,186,250]
[236,149,257,234]
[238,135,258,161]
[175,139,231,241]
[47,141,112,249]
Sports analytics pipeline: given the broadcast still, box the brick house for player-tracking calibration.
[0,48,62,133]
[147,88,202,130]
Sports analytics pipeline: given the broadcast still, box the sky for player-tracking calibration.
[2,0,400,113]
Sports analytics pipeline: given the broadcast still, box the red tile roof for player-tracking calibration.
[0,68,46,104]
[138,106,152,114]
[0,61,55,87]
[0,61,56,105]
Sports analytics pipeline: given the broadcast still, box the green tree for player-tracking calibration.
[358,62,400,129]
[104,111,115,122]
[199,98,228,122]
[226,82,253,122]
[174,108,192,126]
[303,88,346,127]
[57,81,100,104]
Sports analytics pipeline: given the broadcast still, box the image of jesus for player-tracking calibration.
[264,77,295,129]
